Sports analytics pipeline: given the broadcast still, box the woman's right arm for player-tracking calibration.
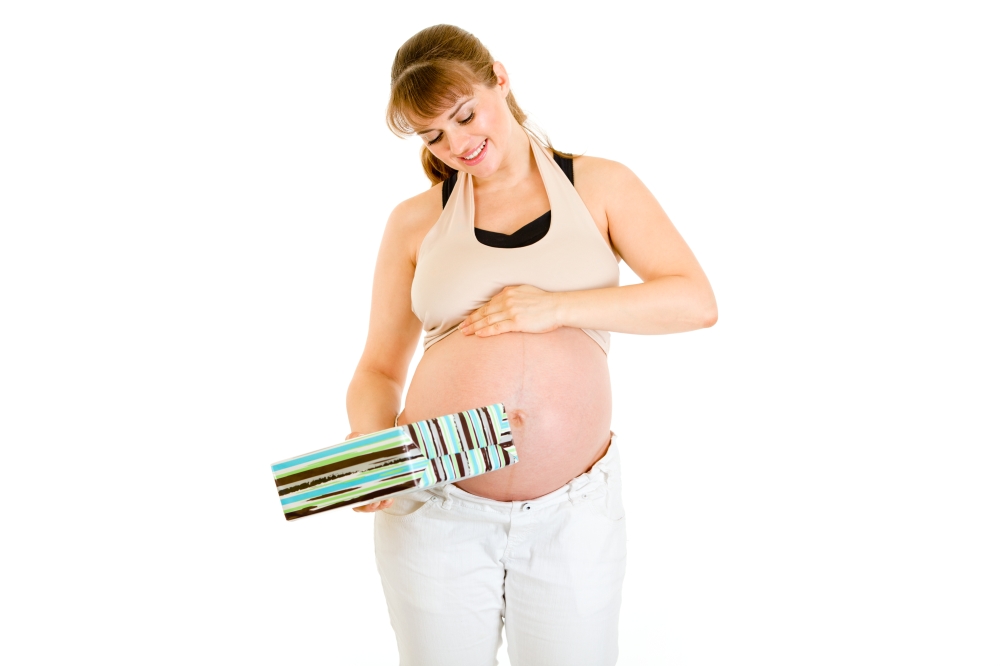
[346,196,430,512]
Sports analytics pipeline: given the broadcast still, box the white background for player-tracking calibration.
[2,2,997,664]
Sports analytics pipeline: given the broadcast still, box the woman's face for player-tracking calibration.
[414,63,515,179]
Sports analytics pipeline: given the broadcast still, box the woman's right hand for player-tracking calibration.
[345,431,395,513]
[353,498,395,513]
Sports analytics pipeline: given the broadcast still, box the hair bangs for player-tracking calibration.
[387,60,477,137]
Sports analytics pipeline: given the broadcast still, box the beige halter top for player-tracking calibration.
[411,134,620,352]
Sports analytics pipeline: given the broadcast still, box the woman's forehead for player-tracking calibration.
[411,94,477,132]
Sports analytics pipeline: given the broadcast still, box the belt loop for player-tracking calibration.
[440,484,455,510]
[592,454,614,485]
[568,476,589,505]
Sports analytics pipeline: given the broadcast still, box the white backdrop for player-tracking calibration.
[2,2,997,664]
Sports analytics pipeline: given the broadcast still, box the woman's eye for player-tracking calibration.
[459,112,475,125]
[427,133,443,145]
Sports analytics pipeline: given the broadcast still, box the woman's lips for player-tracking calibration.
[459,139,488,166]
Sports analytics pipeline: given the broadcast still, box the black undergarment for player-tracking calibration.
[441,153,574,249]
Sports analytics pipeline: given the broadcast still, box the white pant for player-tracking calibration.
[374,436,626,666]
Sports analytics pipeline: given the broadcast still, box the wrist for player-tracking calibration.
[552,291,571,328]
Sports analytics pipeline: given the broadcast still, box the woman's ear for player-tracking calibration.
[493,61,511,97]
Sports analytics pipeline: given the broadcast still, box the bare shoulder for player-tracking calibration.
[572,155,639,193]
[385,182,445,263]
[566,155,647,251]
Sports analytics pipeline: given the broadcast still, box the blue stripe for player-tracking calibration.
[440,415,456,454]
[469,410,486,447]
[272,429,409,472]
[281,459,428,506]
[468,448,483,475]
[416,420,433,458]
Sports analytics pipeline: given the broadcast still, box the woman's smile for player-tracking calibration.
[458,139,488,165]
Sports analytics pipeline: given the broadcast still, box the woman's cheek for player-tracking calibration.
[428,143,452,166]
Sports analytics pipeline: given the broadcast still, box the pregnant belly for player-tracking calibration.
[398,326,613,501]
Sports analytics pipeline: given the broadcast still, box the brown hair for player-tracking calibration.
[387,24,565,184]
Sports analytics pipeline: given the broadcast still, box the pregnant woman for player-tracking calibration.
[346,24,717,666]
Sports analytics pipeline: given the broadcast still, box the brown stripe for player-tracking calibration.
[459,412,475,451]
[407,423,421,455]
[479,408,496,447]
[431,418,449,458]
[288,469,419,508]
[423,419,436,458]
[283,478,422,520]
[452,415,467,451]
[489,408,500,446]
[275,444,417,488]
[430,457,445,483]
[435,418,448,457]
[277,454,420,496]
[497,408,511,442]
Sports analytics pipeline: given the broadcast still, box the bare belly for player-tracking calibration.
[398,327,612,501]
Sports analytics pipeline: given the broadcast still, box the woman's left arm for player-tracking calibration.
[460,158,717,336]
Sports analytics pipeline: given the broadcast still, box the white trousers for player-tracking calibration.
[374,436,626,666]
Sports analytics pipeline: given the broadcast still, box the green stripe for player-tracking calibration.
[281,458,429,509]
[274,437,416,481]
[274,433,414,479]
[284,468,434,513]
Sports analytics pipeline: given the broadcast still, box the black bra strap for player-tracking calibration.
[553,153,575,185]
[441,171,458,208]
[442,153,574,208]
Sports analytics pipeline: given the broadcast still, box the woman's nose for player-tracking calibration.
[450,133,477,158]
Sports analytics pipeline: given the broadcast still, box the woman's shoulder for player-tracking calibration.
[389,181,443,223]
[572,154,637,185]
[570,154,644,206]
[385,182,446,262]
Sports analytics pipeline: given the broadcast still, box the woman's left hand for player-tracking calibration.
[460,285,562,337]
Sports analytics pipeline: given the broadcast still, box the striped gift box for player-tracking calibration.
[271,403,517,521]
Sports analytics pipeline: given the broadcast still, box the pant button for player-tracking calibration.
[523,504,531,511]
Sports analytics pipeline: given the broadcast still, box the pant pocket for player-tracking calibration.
[379,490,436,519]
[574,483,625,523]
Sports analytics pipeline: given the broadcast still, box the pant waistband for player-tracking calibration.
[431,435,620,513]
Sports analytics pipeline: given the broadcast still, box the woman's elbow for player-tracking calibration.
[701,303,718,329]
[682,275,717,330]
[660,302,715,333]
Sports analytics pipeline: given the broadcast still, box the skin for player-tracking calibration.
[348,62,717,512]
